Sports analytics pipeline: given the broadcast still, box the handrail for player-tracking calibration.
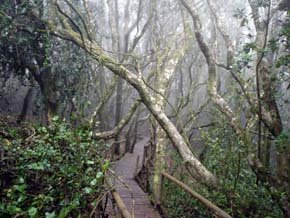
[106,178,132,218]
[110,189,132,218]
[161,172,232,218]
[134,140,231,217]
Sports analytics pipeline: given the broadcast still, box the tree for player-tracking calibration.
[44,0,217,186]
[179,0,289,214]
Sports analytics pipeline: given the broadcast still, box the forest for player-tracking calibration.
[0,0,289,217]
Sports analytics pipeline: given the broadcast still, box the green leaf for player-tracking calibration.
[18,177,25,184]
[13,184,26,192]
[39,126,48,133]
[83,187,92,194]
[57,204,76,218]
[86,160,94,165]
[102,160,110,172]
[17,194,26,203]
[51,116,59,122]
[28,207,37,217]
[90,179,97,186]
[96,172,103,179]
[27,163,45,170]
[7,205,22,214]
[45,211,56,218]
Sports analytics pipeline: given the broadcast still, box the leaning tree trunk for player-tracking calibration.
[45,12,217,186]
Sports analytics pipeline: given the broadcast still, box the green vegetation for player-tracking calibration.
[276,14,290,68]
[161,13,290,217]
[162,116,284,218]
[0,0,289,217]
[0,116,109,217]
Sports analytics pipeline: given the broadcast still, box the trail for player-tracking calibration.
[109,137,160,218]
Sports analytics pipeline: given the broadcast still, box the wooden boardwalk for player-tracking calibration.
[109,137,160,218]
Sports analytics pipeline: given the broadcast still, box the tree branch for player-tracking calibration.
[179,0,243,135]
[44,9,217,185]
[93,100,141,140]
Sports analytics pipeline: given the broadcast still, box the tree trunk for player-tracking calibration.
[46,16,217,186]
[17,86,34,123]
[114,78,123,155]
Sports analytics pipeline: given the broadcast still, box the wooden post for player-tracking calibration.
[156,171,164,205]
[134,155,140,177]
[161,172,232,218]
[143,145,148,166]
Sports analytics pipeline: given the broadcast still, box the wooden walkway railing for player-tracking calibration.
[161,172,232,218]
[107,137,160,218]
[110,189,132,218]
[135,141,232,218]
[135,141,154,192]
[106,139,232,218]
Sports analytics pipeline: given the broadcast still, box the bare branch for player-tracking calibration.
[179,0,243,135]
[94,100,141,140]
[45,9,217,185]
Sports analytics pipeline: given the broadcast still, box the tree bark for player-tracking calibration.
[17,86,34,123]
[94,100,140,140]
[46,11,217,186]
[179,0,243,135]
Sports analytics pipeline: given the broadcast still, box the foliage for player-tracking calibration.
[0,0,48,79]
[276,14,290,68]
[159,13,290,217]
[0,0,97,121]
[274,129,290,164]
[199,119,283,217]
[161,110,283,218]
[0,116,109,217]
[233,8,246,19]
[162,180,211,218]
[256,0,271,8]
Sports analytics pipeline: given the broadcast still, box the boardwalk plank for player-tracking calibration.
[108,137,161,218]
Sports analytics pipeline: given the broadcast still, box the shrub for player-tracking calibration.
[0,116,109,217]
[161,114,283,218]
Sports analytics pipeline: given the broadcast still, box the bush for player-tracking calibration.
[161,114,283,218]
[0,116,109,217]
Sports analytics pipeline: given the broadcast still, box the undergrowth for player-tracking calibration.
[161,116,285,218]
[0,116,110,217]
